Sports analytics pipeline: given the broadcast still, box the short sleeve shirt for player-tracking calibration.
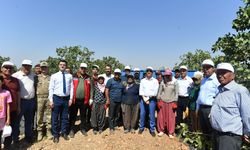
[106,78,123,102]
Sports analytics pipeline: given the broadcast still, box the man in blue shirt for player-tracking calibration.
[196,59,219,136]
[105,68,123,133]
[210,63,250,150]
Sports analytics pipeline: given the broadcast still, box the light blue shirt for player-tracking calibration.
[48,71,73,102]
[196,73,220,110]
[210,80,250,136]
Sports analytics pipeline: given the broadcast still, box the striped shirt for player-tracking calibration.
[210,80,250,136]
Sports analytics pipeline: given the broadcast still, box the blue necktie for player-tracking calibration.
[63,72,66,94]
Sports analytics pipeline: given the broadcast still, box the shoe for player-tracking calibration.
[99,130,103,134]
[130,129,136,134]
[110,129,115,134]
[138,129,144,134]
[53,137,59,143]
[93,130,98,135]
[25,136,33,144]
[37,131,43,141]
[81,130,88,136]
[69,130,75,138]
[157,132,164,137]
[61,134,70,140]
[150,131,156,137]
[169,134,174,139]
[124,129,130,134]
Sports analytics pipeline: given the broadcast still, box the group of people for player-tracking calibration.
[0,58,249,150]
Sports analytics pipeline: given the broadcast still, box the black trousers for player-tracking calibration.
[69,100,88,132]
[199,105,212,134]
[213,131,242,150]
[91,102,106,131]
[108,101,121,130]
[4,111,18,147]
[176,96,189,125]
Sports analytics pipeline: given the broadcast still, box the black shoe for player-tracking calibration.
[61,134,70,140]
[69,130,75,138]
[150,131,156,137]
[81,130,88,136]
[53,137,59,143]
[138,129,144,134]
[93,130,98,135]
[25,136,33,144]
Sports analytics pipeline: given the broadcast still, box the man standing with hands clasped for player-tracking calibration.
[210,63,250,150]
[49,60,73,143]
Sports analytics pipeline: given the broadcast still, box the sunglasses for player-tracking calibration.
[3,66,13,69]
[146,70,153,73]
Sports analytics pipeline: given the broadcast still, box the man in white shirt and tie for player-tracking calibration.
[49,60,73,143]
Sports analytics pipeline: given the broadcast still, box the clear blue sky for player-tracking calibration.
[0,0,243,69]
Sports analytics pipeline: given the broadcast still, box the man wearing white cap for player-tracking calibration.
[139,66,159,137]
[91,65,100,84]
[1,61,20,147]
[100,65,114,85]
[121,66,131,84]
[210,63,250,150]
[133,68,141,84]
[105,68,123,133]
[12,59,36,143]
[196,59,219,139]
[69,63,93,138]
[176,65,193,126]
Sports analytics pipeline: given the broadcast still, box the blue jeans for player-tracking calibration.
[14,98,35,141]
[52,95,69,137]
[139,98,156,132]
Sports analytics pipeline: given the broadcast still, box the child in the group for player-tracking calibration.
[0,75,12,148]
[91,76,106,134]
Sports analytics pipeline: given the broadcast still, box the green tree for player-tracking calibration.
[0,56,10,67]
[175,49,212,70]
[212,0,250,89]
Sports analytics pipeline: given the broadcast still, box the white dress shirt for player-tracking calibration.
[100,73,114,85]
[139,77,159,97]
[177,76,193,97]
[48,71,73,102]
[12,70,35,99]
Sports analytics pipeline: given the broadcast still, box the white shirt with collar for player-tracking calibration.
[139,77,159,97]
[48,71,73,102]
[100,73,114,85]
[12,70,35,99]
[177,75,193,97]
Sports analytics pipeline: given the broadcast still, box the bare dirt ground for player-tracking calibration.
[11,126,189,150]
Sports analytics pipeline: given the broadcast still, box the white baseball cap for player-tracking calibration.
[193,71,203,79]
[1,61,14,67]
[134,68,140,72]
[202,59,214,67]
[114,68,121,73]
[217,63,234,73]
[80,63,87,68]
[22,59,32,66]
[146,66,153,71]
[124,66,131,70]
[180,65,188,70]
[92,65,99,69]
[2,125,12,138]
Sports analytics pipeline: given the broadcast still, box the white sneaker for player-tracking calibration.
[169,134,174,139]
[157,132,164,137]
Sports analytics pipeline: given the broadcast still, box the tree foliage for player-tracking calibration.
[43,46,125,75]
[0,56,10,67]
[175,49,212,70]
[212,0,250,89]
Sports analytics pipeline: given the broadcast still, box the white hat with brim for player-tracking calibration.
[180,65,188,70]
[92,65,99,69]
[2,125,12,138]
[202,59,214,67]
[217,63,234,73]
[134,68,140,72]
[146,66,153,71]
[80,63,88,68]
[22,59,32,66]
[1,61,14,67]
[124,66,131,70]
[114,68,121,73]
